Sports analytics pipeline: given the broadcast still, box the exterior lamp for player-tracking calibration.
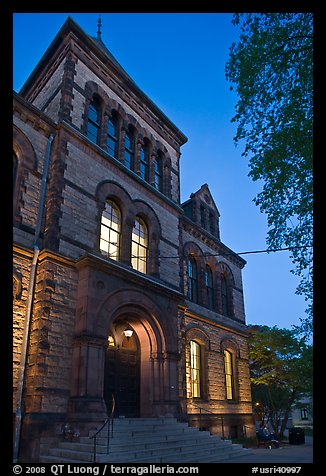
[123,328,133,340]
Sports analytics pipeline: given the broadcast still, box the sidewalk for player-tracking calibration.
[218,436,313,463]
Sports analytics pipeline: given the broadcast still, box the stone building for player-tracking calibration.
[13,16,255,461]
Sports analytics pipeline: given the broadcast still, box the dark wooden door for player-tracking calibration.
[104,338,140,417]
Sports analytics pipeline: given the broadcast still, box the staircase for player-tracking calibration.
[40,417,251,463]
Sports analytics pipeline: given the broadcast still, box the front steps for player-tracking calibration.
[40,417,251,463]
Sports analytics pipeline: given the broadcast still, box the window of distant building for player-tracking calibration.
[100,200,121,260]
[187,255,198,303]
[87,98,101,144]
[300,408,309,420]
[205,265,214,309]
[190,340,202,398]
[124,128,135,171]
[224,349,234,400]
[107,115,119,159]
[131,217,148,274]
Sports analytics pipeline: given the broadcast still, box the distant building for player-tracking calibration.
[13,17,255,462]
[290,397,313,430]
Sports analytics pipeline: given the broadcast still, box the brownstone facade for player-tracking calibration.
[13,17,255,462]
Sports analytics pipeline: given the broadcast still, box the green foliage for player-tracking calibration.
[225,14,313,338]
[248,325,313,436]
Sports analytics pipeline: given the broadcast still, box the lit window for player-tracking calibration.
[224,349,234,400]
[205,265,214,309]
[108,335,115,347]
[124,130,134,170]
[100,200,121,260]
[187,256,198,303]
[190,340,201,398]
[131,217,148,273]
[87,99,101,144]
[107,116,118,158]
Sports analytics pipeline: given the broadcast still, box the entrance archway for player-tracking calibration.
[104,319,140,417]
[69,286,180,419]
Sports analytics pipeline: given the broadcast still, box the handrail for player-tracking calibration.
[186,401,225,439]
[90,394,116,462]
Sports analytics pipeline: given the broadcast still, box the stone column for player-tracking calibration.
[68,334,107,419]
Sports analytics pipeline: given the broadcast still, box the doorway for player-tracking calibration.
[104,330,140,417]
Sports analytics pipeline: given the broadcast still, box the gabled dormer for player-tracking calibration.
[181,184,220,240]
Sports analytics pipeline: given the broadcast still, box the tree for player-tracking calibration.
[225,13,313,338]
[248,325,313,438]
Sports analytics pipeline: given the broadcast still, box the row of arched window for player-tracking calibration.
[189,339,236,401]
[84,91,169,197]
[187,254,234,318]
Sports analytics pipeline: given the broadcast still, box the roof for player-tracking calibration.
[19,16,188,146]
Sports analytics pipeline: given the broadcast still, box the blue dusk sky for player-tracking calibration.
[13,12,309,332]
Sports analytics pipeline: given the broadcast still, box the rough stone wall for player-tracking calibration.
[30,57,65,122]
[23,254,77,414]
[13,250,33,410]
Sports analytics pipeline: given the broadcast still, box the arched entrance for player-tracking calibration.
[69,286,180,419]
[104,319,140,417]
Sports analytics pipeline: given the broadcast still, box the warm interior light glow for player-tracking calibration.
[123,328,133,340]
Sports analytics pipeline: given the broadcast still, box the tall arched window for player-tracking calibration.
[87,98,101,144]
[107,115,119,159]
[221,274,229,316]
[205,265,214,309]
[124,129,135,171]
[153,154,162,191]
[131,217,148,273]
[187,256,198,303]
[100,200,121,260]
[224,349,234,400]
[190,340,201,398]
[139,141,149,182]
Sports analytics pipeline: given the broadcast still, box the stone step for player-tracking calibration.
[85,429,214,447]
[44,438,240,464]
[90,420,193,437]
[70,433,218,453]
[40,417,251,464]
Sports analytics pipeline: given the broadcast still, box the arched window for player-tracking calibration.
[153,153,162,191]
[224,349,234,400]
[124,129,135,171]
[139,141,149,182]
[205,265,214,309]
[190,340,201,398]
[187,256,198,303]
[87,98,101,144]
[221,274,229,316]
[131,217,148,273]
[107,115,119,159]
[100,200,121,260]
